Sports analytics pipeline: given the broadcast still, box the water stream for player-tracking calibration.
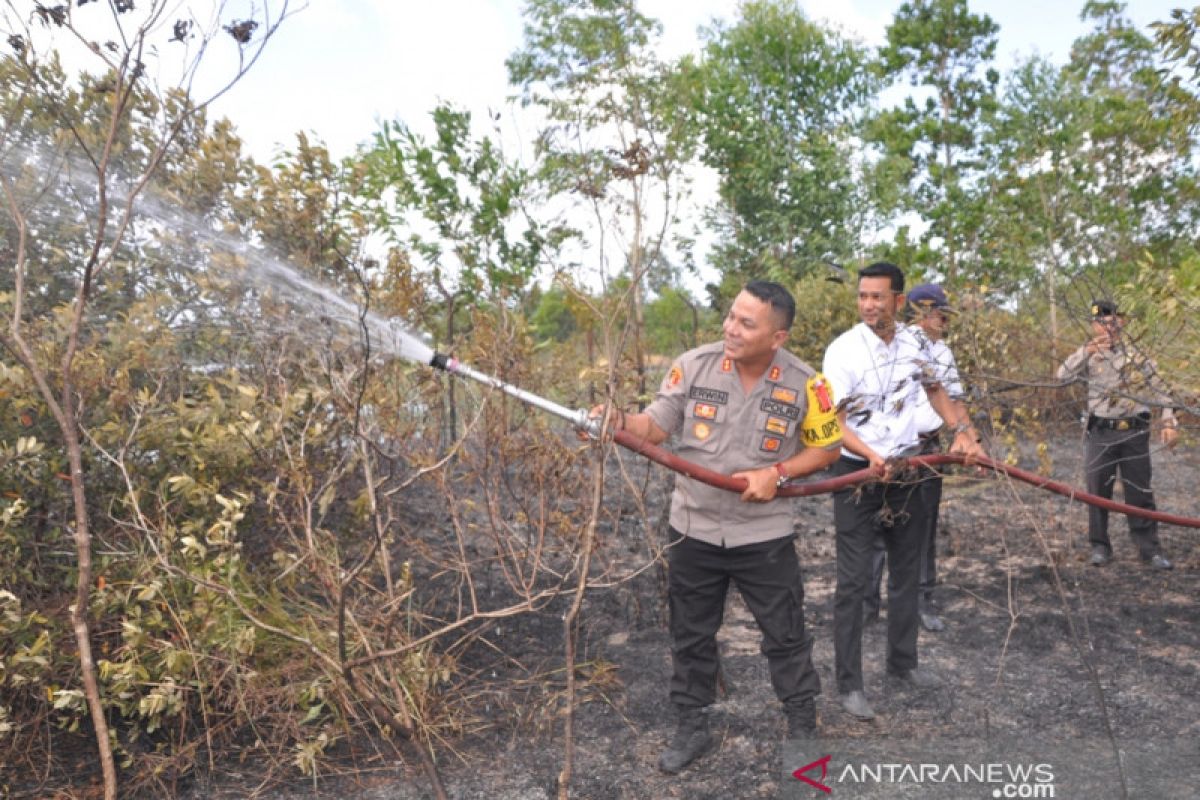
[0,141,436,366]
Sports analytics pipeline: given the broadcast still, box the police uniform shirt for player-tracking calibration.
[909,333,964,435]
[1057,343,1177,424]
[822,322,939,460]
[643,341,842,548]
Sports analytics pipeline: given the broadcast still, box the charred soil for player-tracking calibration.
[15,436,1200,799]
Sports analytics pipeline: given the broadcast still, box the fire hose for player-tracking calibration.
[428,352,1200,529]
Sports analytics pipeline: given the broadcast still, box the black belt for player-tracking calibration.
[917,430,942,453]
[1088,413,1150,432]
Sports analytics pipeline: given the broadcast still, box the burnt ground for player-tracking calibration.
[28,435,1200,799]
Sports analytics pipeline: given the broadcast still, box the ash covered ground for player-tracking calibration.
[189,435,1200,799]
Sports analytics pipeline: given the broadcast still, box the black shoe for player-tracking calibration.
[839,690,875,720]
[888,666,941,689]
[1089,545,1111,567]
[658,708,712,774]
[785,699,817,738]
[1146,553,1173,571]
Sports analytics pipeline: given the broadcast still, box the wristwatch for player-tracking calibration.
[774,462,789,488]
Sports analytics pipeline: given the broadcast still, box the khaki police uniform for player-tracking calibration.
[1057,341,1176,558]
[643,341,841,711]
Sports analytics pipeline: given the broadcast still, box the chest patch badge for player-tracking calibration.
[694,402,718,420]
[693,422,712,440]
[760,435,782,453]
[765,415,789,435]
[771,385,798,404]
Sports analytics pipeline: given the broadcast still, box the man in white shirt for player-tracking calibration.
[822,263,984,721]
[864,284,968,633]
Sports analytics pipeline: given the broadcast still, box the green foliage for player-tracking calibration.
[682,0,877,287]
[870,0,1000,282]
[643,287,713,355]
[360,103,545,319]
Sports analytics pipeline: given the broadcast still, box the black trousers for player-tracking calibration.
[667,528,820,710]
[1085,425,1160,557]
[868,435,943,609]
[831,457,929,693]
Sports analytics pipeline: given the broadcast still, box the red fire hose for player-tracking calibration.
[611,430,1200,529]
[425,352,1199,529]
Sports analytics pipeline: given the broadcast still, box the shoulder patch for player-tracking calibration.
[667,364,683,389]
[768,365,781,381]
[801,373,842,449]
[721,358,732,373]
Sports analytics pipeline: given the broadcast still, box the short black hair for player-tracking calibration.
[858,261,905,293]
[743,280,796,330]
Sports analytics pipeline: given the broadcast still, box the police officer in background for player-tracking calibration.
[589,281,842,773]
[823,263,984,722]
[1056,300,1179,570]
[864,283,968,633]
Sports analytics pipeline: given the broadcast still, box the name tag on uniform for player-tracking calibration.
[760,398,799,420]
[690,386,729,405]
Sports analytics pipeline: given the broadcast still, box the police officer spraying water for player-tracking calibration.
[589,281,842,773]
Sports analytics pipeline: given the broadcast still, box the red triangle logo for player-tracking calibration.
[792,754,832,793]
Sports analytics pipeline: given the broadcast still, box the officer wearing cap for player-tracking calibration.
[822,263,984,722]
[1057,300,1179,570]
[589,281,843,772]
[864,283,968,633]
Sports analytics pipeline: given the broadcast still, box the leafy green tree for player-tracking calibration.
[1152,5,1200,134]
[871,0,1000,282]
[507,0,696,402]
[358,103,547,438]
[0,5,292,796]
[975,55,1087,335]
[680,0,877,292]
[1062,1,1200,278]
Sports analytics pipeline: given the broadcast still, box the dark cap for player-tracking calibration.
[1090,299,1119,318]
[907,283,953,312]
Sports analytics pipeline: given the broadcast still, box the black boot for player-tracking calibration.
[658,707,712,774]
[785,698,817,738]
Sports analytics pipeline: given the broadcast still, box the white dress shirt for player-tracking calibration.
[823,322,941,460]
[909,333,964,434]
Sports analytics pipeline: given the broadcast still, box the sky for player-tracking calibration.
[204,0,1186,163]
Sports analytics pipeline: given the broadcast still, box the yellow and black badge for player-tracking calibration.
[801,373,842,448]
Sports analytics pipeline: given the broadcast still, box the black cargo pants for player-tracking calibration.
[667,528,820,710]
